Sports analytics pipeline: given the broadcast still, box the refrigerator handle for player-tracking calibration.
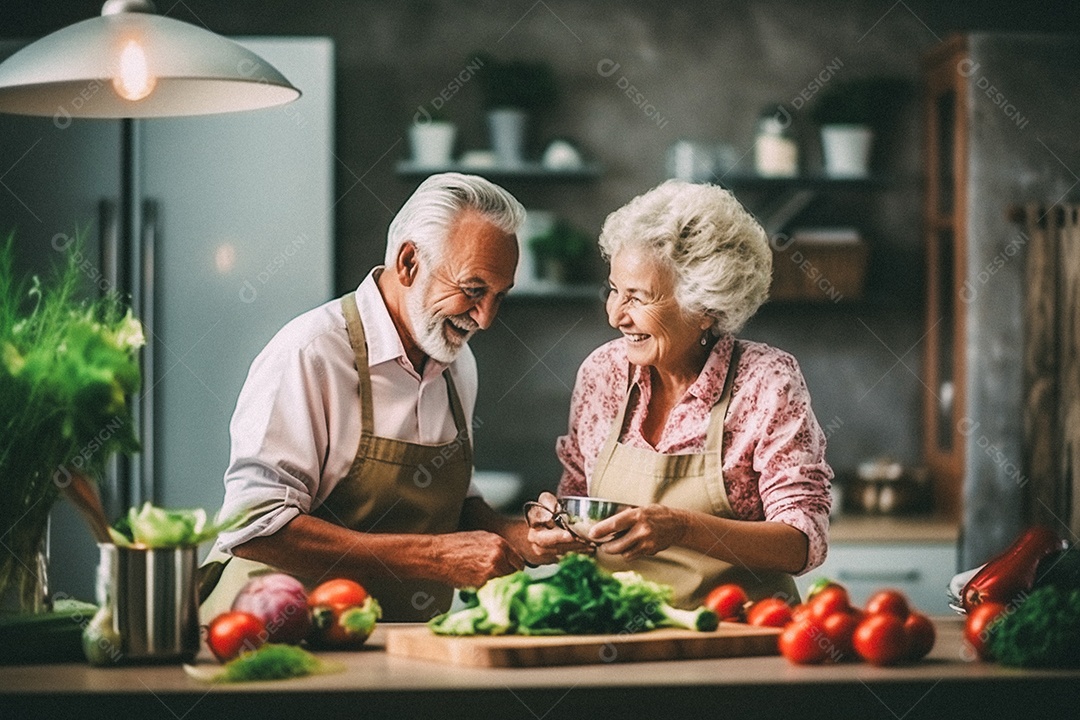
[140,199,158,506]
[98,199,125,520]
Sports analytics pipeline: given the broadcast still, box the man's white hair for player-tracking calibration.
[385,172,525,265]
[598,180,772,335]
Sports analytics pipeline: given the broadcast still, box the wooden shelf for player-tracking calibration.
[717,174,891,190]
[506,283,601,301]
[396,161,602,182]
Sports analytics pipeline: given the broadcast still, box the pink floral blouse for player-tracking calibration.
[555,334,833,573]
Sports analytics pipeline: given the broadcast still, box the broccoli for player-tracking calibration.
[428,554,718,636]
[987,584,1080,668]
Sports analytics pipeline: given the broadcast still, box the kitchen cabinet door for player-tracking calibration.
[796,542,958,615]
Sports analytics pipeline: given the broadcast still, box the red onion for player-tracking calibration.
[231,573,311,645]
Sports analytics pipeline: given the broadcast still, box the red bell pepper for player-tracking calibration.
[961,525,1067,611]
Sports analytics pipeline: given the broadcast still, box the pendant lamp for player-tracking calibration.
[0,0,300,119]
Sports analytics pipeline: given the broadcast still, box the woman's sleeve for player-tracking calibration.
[555,366,590,498]
[750,353,833,574]
[554,345,621,498]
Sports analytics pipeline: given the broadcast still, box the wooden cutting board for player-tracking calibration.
[384,623,781,668]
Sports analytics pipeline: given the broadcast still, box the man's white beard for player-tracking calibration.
[405,273,479,364]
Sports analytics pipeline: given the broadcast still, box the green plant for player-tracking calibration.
[528,220,590,263]
[809,77,910,127]
[475,52,558,111]
[0,234,143,611]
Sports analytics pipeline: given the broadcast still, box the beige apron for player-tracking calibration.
[591,342,799,609]
[199,292,472,622]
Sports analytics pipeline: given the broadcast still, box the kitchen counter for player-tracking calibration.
[826,514,959,543]
[1,619,1074,720]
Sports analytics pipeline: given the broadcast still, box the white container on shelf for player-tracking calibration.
[408,121,456,168]
[820,125,874,178]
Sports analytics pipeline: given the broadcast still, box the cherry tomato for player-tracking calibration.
[206,611,266,663]
[704,584,750,622]
[853,613,908,666]
[809,585,851,621]
[746,597,794,628]
[790,603,811,623]
[778,617,828,664]
[820,611,860,662]
[864,589,910,619]
[964,601,1007,660]
[903,612,936,661]
[307,578,381,649]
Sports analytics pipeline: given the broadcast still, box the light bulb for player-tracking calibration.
[113,40,156,101]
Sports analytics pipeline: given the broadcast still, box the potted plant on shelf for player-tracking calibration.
[528,219,591,285]
[0,237,143,614]
[408,105,457,169]
[809,77,908,178]
[475,53,558,167]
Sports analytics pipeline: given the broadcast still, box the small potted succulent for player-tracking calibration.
[809,77,908,178]
[475,53,558,167]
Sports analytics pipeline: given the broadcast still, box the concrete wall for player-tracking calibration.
[962,34,1080,567]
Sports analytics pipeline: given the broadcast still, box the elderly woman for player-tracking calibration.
[527,180,833,608]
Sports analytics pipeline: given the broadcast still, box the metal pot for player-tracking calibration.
[853,459,930,515]
[96,544,200,663]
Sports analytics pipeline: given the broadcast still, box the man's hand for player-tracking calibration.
[433,530,525,588]
[524,491,593,562]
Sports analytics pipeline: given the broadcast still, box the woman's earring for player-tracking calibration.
[700,332,708,346]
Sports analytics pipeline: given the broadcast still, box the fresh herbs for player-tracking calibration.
[986,585,1080,668]
[1,235,143,609]
[184,643,341,683]
[428,554,718,636]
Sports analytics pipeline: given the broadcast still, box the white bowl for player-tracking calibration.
[472,471,524,512]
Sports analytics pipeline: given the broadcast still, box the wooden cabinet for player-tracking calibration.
[920,36,968,522]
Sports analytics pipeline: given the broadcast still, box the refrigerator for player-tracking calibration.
[0,37,335,601]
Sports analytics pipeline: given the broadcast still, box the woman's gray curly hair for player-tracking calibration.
[598,180,772,335]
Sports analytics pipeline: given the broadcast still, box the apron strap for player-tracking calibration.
[704,340,743,452]
[593,365,637,480]
[341,292,375,444]
[443,369,472,464]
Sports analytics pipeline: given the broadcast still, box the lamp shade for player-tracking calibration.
[0,8,300,118]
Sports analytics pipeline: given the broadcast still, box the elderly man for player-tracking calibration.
[199,173,536,622]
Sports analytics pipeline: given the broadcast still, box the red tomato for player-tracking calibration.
[964,601,1007,660]
[864,589,910,619]
[308,578,368,608]
[206,611,266,663]
[307,578,381,649]
[820,611,860,662]
[790,603,811,623]
[903,612,936,661]
[778,618,828,664]
[704,584,749,621]
[809,585,851,621]
[853,613,908,666]
[746,597,794,628]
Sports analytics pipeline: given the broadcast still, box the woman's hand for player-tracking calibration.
[590,504,688,561]
[525,492,592,563]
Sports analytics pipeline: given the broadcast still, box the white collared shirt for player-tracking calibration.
[214,268,480,554]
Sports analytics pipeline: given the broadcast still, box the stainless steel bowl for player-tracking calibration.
[557,496,637,543]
